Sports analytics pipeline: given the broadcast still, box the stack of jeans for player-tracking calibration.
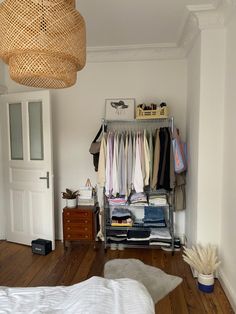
[143,206,166,227]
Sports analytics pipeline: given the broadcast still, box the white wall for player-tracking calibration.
[1,59,187,239]
[186,28,225,247]
[219,9,236,310]
[197,28,225,245]
[186,34,201,246]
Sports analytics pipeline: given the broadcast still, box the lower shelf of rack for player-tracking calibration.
[104,243,175,251]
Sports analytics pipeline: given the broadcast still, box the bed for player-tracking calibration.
[0,276,155,314]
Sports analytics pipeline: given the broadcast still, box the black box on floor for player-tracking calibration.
[31,238,52,255]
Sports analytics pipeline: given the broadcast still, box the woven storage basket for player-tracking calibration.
[136,106,169,119]
[0,0,86,89]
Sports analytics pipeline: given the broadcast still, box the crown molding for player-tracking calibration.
[178,0,236,56]
[178,13,200,57]
[187,0,236,30]
[87,44,185,63]
[87,0,235,63]
[187,0,221,12]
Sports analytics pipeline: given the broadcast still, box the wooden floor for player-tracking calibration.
[0,240,234,314]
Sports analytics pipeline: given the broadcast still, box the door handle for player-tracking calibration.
[39,171,50,189]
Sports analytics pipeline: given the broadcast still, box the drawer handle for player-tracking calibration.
[85,220,88,223]
[67,227,71,230]
[66,212,70,216]
[85,235,88,238]
[84,227,88,231]
[67,220,70,223]
[67,235,71,238]
[85,213,88,216]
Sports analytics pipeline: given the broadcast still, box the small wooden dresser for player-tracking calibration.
[63,204,100,248]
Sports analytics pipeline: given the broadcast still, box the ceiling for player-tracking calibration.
[77,0,214,48]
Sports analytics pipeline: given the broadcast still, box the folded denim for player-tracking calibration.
[144,206,165,221]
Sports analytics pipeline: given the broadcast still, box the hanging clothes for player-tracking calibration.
[158,128,171,190]
[118,133,126,196]
[97,133,107,187]
[99,124,186,205]
[105,132,114,196]
[174,172,186,211]
[133,132,143,193]
[148,131,154,184]
[112,133,119,196]
[151,128,160,189]
[127,132,133,196]
[143,129,150,186]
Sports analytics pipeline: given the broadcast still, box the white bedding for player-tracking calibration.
[0,276,154,314]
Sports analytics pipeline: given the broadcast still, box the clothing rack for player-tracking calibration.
[102,117,174,133]
[101,117,175,254]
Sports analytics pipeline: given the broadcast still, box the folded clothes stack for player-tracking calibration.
[149,228,171,246]
[126,229,150,246]
[129,192,148,206]
[106,229,128,244]
[111,207,133,227]
[148,193,167,206]
[108,197,127,206]
[143,206,166,227]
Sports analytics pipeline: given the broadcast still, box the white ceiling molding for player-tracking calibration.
[87,0,235,63]
[178,13,200,57]
[187,0,236,30]
[87,44,185,63]
[186,0,221,12]
[177,0,235,57]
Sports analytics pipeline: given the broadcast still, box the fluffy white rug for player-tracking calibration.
[104,258,182,303]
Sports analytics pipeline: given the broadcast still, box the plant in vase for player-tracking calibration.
[182,244,221,293]
[62,188,79,208]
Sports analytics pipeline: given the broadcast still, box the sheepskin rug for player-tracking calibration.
[104,258,182,303]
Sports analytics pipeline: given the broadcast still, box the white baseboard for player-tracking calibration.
[218,270,236,312]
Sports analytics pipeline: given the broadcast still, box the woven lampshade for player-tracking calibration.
[0,0,86,89]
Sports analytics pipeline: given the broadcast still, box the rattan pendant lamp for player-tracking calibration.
[0,0,86,89]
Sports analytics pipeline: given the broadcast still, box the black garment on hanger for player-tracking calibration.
[157,127,171,190]
[89,124,107,172]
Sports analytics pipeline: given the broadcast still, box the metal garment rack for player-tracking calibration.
[102,117,175,254]
[102,117,174,133]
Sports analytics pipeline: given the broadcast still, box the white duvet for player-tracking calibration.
[0,276,154,314]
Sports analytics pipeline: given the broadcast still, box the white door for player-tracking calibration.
[0,90,55,249]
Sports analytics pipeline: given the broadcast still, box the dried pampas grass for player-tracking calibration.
[183,244,221,275]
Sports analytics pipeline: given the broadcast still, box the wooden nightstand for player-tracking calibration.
[63,203,100,248]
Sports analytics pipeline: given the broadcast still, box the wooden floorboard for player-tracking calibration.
[0,240,234,314]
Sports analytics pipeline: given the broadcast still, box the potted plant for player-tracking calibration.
[183,244,221,293]
[62,188,79,208]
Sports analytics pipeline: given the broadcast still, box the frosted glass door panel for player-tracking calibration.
[28,101,44,160]
[9,103,23,160]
